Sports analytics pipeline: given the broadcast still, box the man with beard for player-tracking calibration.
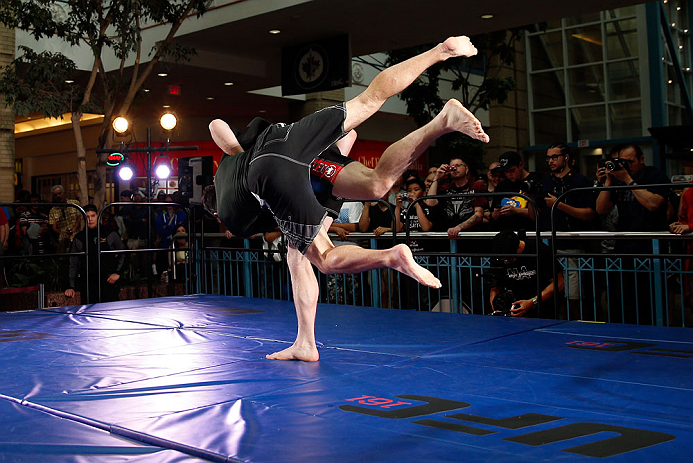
[538,143,595,316]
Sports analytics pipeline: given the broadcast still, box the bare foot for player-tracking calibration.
[440,36,478,59]
[390,244,442,288]
[266,343,319,362]
[440,99,490,143]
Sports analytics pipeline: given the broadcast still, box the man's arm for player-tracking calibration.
[209,119,243,155]
[448,207,483,237]
[511,272,564,317]
[545,194,596,222]
[631,188,666,212]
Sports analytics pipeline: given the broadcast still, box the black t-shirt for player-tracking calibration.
[610,166,669,232]
[442,180,488,230]
[538,171,595,232]
[366,203,394,231]
[400,203,438,252]
[490,239,554,317]
[492,172,542,231]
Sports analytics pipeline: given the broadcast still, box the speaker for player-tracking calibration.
[178,156,213,206]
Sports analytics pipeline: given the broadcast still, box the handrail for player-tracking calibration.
[550,181,691,320]
[98,202,191,302]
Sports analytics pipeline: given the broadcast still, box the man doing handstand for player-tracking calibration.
[204,36,489,361]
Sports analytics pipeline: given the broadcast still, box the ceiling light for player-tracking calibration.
[118,165,134,181]
[206,97,214,100]
[163,105,171,108]
[143,89,150,93]
[269,29,281,34]
[480,14,494,19]
[668,79,673,84]
[677,6,681,10]
[672,23,676,27]
[160,112,177,131]
[155,163,171,180]
[112,116,129,134]
[685,29,690,33]
[259,110,266,113]
[65,80,74,84]
[224,82,234,86]
[158,73,168,77]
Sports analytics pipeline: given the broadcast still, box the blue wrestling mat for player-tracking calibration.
[0,295,691,462]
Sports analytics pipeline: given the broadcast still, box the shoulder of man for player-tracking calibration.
[641,166,669,184]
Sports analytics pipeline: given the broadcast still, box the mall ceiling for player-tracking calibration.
[121,0,643,122]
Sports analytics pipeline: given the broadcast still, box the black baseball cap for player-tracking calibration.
[492,230,521,256]
[497,151,522,171]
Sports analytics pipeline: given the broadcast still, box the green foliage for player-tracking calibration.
[0,46,81,118]
[6,257,62,292]
[0,0,211,121]
[385,29,531,167]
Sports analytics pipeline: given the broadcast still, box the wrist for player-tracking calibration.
[531,296,538,307]
[628,179,636,186]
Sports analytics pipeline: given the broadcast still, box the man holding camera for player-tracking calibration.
[489,230,563,317]
[595,143,668,324]
[596,144,669,244]
[425,157,487,237]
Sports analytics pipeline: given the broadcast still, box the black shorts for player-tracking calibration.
[247,103,355,254]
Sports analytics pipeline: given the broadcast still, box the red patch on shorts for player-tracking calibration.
[310,159,344,183]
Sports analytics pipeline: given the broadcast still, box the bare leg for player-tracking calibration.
[209,119,243,155]
[266,243,321,361]
[334,130,357,156]
[334,99,488,199]
[345,36,478,132]
[306,227,441,288]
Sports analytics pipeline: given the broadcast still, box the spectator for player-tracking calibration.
[489,229,563,317]
[425,157,487,237]
[595,143,669,323]
[115,189,132,241]
[329,200,364,242]
[48,185,82,254]
[490,151,541,232]
[18,194,51,255]
[0,206,8,264]
[154,195,186,274]
[486,161,503,193]
[64,205,125,303]
[427,165,439,176]
[669,181,693,326]
[396,178,440,310]
[538,143,596,317]
[359,193,393,238]
[596,144,669,242]
[172,223,190,281]
[424,172,437,196]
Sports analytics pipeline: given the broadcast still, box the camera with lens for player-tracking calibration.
[400,192,409,200]
[490,289,515,316]
[599,158,629,172]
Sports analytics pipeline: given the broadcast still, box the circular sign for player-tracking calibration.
[294,45,329,91]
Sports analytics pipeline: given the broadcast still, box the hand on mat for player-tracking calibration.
[64,289,75,298]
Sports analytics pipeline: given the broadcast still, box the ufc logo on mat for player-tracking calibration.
[340,394,674,458]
